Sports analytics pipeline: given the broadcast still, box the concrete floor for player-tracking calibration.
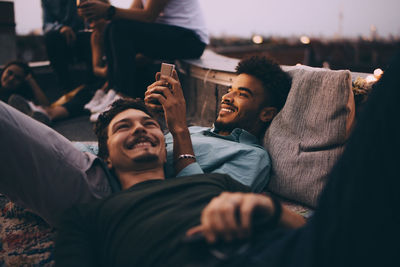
[52,115,96,141]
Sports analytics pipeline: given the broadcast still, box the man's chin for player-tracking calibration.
[132,154,159,163]
[214,120,238,133]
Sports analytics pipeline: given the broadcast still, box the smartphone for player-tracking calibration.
[160,63,175,78]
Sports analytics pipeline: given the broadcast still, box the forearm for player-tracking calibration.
[115,0,168,22]
[131,0,144,9]
[27,77,50,106]
[172,127,196,175]
[113,7,157,22]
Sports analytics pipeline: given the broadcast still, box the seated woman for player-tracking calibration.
[78,0,209,98]
[1,61,51,124]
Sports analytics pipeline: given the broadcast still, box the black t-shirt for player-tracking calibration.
[55,173,250,267]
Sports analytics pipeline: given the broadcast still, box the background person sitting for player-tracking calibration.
[8,15,113,124]
[0,61,50,123]
[41,0,94,92]
[78,0,209,98]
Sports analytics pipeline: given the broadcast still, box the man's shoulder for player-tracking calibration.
[188,126,211,133]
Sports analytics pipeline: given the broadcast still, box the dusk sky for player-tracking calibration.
[12,0,400,38]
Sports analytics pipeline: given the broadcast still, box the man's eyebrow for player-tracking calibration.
[111,118,130,132]
[142,117,160,126]
[238,87,254,96]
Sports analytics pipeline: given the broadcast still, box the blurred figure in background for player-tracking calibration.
[7,15,112,125]
[41,0,94,92]
[78,0,209,98]
[1,61,51,124]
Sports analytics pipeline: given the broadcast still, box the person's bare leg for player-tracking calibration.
[45,106,70,121]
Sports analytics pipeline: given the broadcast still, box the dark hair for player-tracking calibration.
[235,56,292,112]
[94,98,153,159]
[1,60,32,79]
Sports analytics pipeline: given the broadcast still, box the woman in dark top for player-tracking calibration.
[0,61,49,105]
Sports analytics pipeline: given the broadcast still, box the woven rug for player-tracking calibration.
[0,194,55,266]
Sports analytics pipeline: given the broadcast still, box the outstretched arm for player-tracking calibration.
[78,0,169,23]
[26,74,50,106]
[145,71,196,175]
[186,192,306,243]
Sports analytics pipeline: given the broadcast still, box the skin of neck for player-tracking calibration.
[115,165,166,190]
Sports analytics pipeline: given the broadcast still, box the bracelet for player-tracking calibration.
[177,154,196,160]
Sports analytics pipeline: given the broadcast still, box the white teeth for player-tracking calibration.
[132,141,152,148]
[221,108,234,113]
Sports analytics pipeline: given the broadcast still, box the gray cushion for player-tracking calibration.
[264,65,354,207]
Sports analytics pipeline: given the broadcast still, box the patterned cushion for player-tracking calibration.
[264,65,355,208]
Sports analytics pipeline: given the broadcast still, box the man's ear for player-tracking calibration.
[259,106,277,123]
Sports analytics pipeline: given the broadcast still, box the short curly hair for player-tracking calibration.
[94,98,153,159]
[236,56,292,112]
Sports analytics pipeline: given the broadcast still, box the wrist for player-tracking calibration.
[170,125,190,137]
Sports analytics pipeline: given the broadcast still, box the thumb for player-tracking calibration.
[172,69,179,82]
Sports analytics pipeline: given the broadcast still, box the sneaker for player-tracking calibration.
[90,111,101,123]
[8,94,52,125]
[84,89,106,111]
[89,89,118,114]
[89,93,122,122]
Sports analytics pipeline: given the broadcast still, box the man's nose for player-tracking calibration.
[131,123,146,135]
[222,91,234,103]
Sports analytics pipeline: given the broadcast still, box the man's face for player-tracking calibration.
[215,73,267,133]
[1,64,25,90]
[106,109,166,172]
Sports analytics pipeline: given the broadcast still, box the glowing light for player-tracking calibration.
[300,36,310,44]
[296,63,302,66]
[373,68,383,78]
[252,35,263,44]
[365,75,377,83]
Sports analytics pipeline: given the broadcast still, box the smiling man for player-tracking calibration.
[146,56,292,192]
[55,97,305,267]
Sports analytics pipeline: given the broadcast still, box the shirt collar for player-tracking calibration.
[204,125,261,146]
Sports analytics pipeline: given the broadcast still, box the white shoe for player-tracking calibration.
[89,93,122,122]
[90,111,101,122]
[84,89,106,111]
[89,89,117,114]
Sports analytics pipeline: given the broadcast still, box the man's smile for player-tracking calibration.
[219,104,237,115]
[126,136,157,150]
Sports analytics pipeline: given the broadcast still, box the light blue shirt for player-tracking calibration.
[165,126,271,192]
